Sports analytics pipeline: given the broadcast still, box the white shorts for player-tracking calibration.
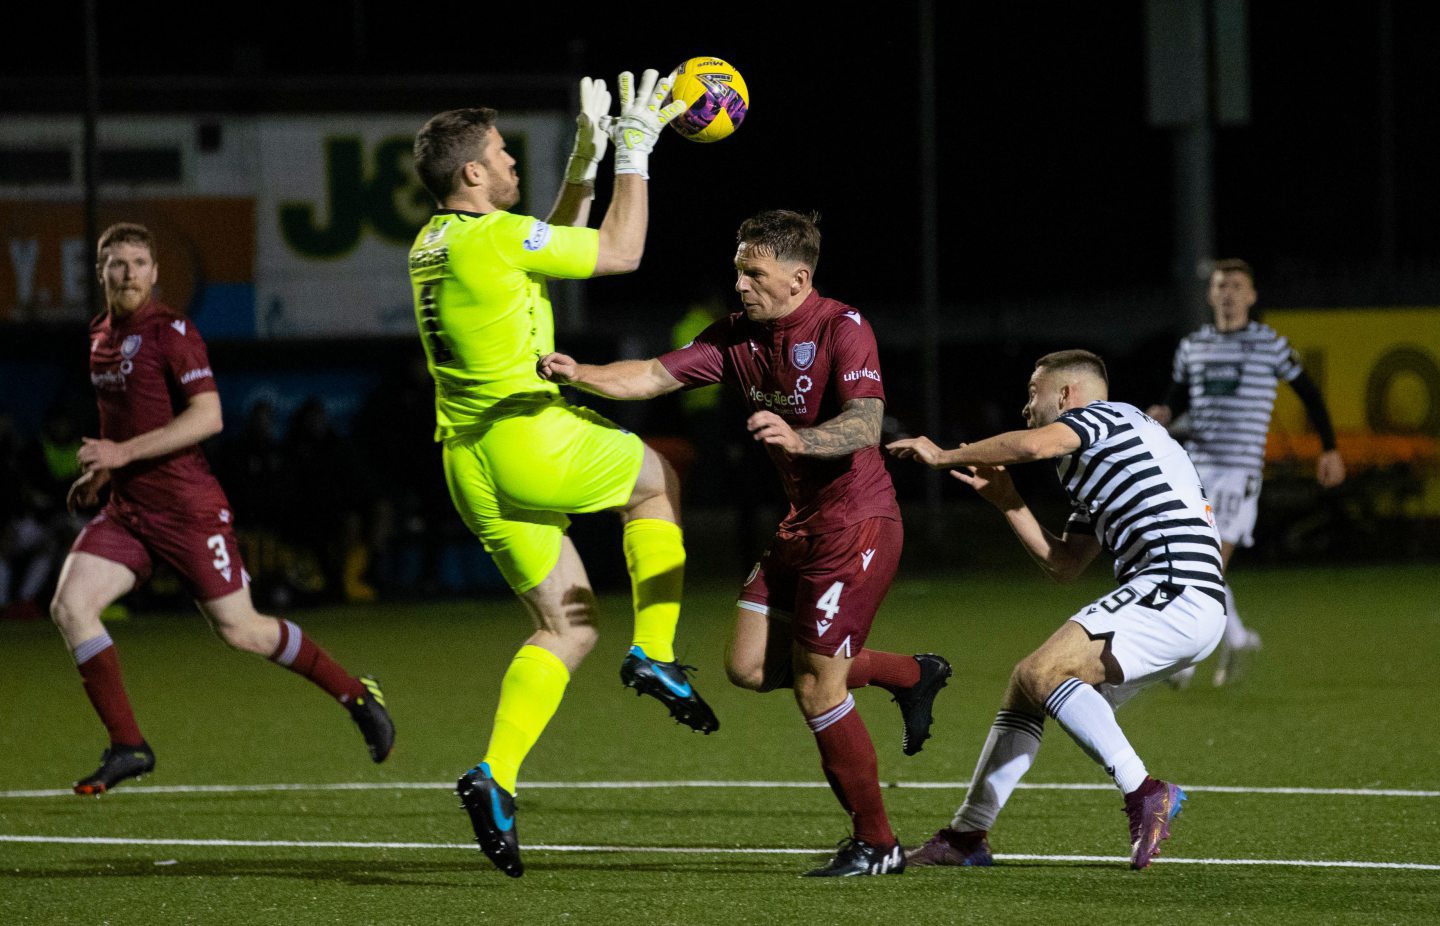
[1069,576,1226,708]
[1197,464,1261,548]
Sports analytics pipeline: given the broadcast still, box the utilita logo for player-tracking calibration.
[749,384,808,414]
[842,368,881,383]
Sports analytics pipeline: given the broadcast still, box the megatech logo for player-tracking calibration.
[748,383,808,415]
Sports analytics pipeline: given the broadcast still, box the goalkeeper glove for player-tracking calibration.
[608,69,688,180]
[564,76,611,186]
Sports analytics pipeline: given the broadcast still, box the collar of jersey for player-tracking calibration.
[766,289,824,331]
[434,208,492,218]
[108,299,163,331]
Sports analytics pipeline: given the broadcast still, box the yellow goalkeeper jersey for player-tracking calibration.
[408,208,600,439]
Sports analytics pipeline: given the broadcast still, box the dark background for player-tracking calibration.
[11,2,1440,312]
[2,1,1436,608]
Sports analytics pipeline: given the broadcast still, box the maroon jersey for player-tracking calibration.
[88,299,227,511]
[659,290,899,534]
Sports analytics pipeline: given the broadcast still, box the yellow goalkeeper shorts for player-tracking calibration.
[442,399,646,593]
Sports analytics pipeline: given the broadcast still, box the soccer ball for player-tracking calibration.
[665,56,749,143]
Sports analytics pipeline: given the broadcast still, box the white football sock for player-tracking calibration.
[1222,584,1249,649]
[1046,678,1148,794]
[952,709,1044,832]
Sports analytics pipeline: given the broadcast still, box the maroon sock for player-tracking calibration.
[846,649,921,694]
[74,634,145,746]
[269,619,365,705]
[806,695,895,846]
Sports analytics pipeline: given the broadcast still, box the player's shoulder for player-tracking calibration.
[1246,320,1285,342]
[151,305,200,339]
[1071,399,1132,420]
[815,295,871,334]
[1184,324,1219,344]
[701,311,751,346]
[1064,400,1138,434]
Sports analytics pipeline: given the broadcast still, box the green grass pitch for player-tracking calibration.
[2,565,1437,924]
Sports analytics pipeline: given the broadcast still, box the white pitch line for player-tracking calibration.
[3,780,1437,800]
[1,835,1436,871]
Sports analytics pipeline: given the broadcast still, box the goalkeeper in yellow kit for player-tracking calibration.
[410,70,714,877]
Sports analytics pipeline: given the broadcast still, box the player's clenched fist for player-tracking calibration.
[747,410,803,454]
[537,352,581,384]
[66,467,110,515]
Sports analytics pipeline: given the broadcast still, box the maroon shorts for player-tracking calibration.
[738,515,903,657]
[71,499,249,602]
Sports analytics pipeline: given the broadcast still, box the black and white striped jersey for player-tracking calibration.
[1056,401,1226,605]
[1172,321,1303,476]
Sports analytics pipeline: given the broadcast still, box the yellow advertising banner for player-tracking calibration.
[1266,307,1440,515]
[1267,308,1440,435]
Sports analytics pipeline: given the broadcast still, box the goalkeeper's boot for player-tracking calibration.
[457,762,523,877]
[1124,776,1186,870]
[892,653,952,756]
[348,675,395,763]
[906,828,993,867]
[803,837,906,877]
[619,645,719,733]
[73,741,155,795]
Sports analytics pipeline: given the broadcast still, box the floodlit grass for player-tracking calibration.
[2,565,1437,924]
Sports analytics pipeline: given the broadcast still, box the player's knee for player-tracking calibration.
[49,594,81,632]
[791,672,844,717]
[725,656,765,691]
[557,619,599,658]
[1014,654,1061,707]
[216,614,275,655]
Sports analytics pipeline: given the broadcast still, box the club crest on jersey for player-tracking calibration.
[523,221,552,252]
[120,335,143,358]
[791,341,816,371]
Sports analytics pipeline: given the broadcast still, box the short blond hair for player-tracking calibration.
[96,222,155,264]
[1035,349,1108,387]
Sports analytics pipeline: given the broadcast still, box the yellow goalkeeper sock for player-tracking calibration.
[623,518,685,663]
[481,644,570,794]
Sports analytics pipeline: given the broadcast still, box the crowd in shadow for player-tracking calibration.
[0,360,474,616]
[0,346,805,619]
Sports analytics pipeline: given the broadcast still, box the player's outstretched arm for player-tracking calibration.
[888,422,1080,469]
[549,76,612,229]
[591,69,687,277]
[749,398,883,459]
[537,352,682,400]
[952,464,1099,582]
[76,392,223,472]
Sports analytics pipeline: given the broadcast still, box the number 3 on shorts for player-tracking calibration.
[207,534,231,572]
[817,581,844,618]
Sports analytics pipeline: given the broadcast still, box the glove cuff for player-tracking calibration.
[565,155,600,186]
[613,150,650,180]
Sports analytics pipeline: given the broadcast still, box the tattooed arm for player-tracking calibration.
[747,397,884,458]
